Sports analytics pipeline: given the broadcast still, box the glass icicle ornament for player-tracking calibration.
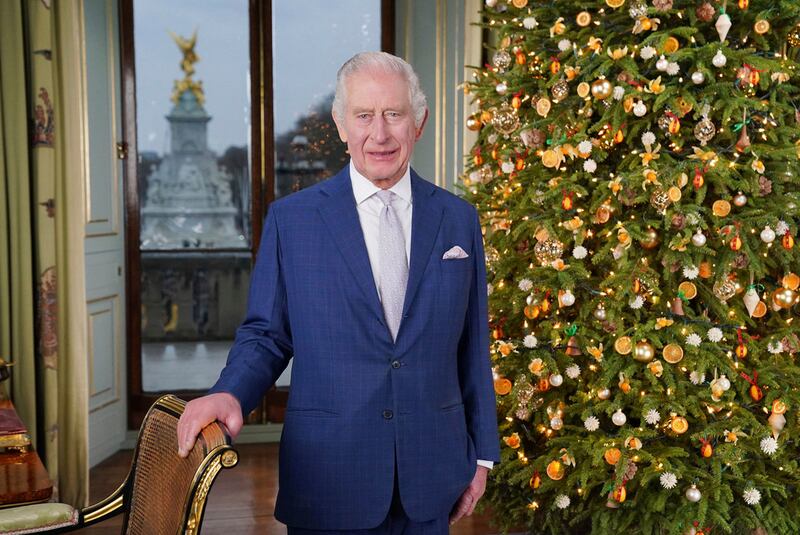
[716,11,732,42]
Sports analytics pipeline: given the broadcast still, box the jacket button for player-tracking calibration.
[391,360,401,369]
[383,410,393,420]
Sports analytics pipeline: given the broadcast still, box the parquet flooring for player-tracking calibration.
[73,443,501,534]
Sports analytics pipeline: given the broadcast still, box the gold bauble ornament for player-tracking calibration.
[650,188,671,213]
[640,228,660,249]
[614,336,633,355]
[663,343,684,364]
[466,114,482,131]
[773,288,797,309]
[633,340,656,363]
[694,117,716,145]
[784,273,800,290]
[533,239,564,264]
[591,78,613,100]
[491,104,520,136]
[789,24,800,47]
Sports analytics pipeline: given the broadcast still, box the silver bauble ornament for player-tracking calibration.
[594,305,607,320]
[550,416,564,430]
[685,485,702,502]
[597,388,611,400]
[733,192,747,207]
[495,81,508,95]
[534,239,565,265]
[761,226,776,243]
[551,79,569,102]
[691,71,705,84]
[612,409,627,426]
[492,49,512,71]
[656,55,669,71]
[549,374,564,387]
[712,50,727,68]
[694,117,716,145]
[692,230,707,247]
[561,290,575,306]
[633,101,647,117]
[717,375,731,391]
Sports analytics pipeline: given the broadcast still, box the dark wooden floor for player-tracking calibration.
[73,443,500,534]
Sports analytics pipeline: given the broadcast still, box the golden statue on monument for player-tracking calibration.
[169,29,205,105]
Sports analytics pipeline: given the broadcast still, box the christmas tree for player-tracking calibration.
[462,1,800,533]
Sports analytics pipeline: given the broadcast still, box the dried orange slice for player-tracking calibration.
[606,0,625,8]
[663,343,684,364]
[614,336,633,355]
[678,281,697,299]
[752,300,767,318]
[494,378,512,395]
[663,36,680,54]
[671,416,689,434]
[712,200,731,217]
[668,186,682,202]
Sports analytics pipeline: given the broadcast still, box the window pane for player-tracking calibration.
[272,0,381,199]
[134,0,250,392]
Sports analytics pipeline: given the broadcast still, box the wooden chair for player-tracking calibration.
[0,395,238,534]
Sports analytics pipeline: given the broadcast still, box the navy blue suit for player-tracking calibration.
[210,167,500,530]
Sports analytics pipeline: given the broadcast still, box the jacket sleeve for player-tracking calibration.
[208,206,293,415]
[457,207,501,463]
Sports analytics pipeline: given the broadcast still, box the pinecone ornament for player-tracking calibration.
[696,2,715,22]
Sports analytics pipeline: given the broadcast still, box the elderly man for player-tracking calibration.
[177,51,499,534]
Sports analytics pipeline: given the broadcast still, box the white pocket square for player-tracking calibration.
[442,245,469,260]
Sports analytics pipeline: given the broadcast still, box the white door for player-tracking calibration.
[82,0,127,467]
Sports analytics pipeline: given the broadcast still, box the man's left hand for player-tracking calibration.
[449,465,489,525]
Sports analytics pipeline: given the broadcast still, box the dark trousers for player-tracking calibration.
[286,461,449,535]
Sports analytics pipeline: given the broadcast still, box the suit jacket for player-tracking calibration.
[209,166,500,530]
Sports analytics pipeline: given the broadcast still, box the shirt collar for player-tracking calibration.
[349,161,412,206]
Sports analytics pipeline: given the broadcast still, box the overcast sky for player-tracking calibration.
[134,0,381,155]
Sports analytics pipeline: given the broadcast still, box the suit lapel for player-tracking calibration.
[402,170,444,318]
[317,168,385,324]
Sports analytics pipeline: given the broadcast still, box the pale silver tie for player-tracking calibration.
[376,190,408,341]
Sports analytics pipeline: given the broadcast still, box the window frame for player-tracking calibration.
[120,0,395,429]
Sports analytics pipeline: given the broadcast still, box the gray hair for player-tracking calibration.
[332,51,428,128]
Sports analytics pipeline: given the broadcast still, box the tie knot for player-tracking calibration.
[375,189,396,207]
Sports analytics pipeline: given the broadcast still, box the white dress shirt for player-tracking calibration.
[349,162,494,471]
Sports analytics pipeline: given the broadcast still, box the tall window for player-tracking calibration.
[124,0,389,426]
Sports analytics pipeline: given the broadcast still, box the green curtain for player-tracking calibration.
[0,0,89,508]
[25,0,90,507]
[0,0,38,447]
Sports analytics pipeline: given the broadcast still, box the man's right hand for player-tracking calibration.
[177,392,244,457]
